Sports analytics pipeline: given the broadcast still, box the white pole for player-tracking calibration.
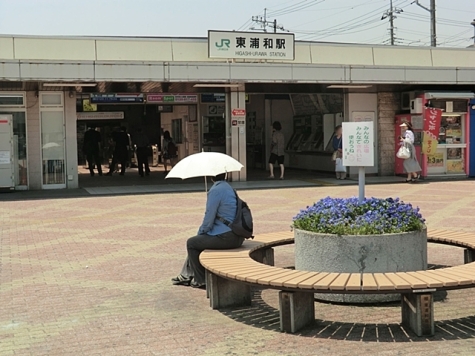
[358,167,365,203]
[204,176,208,192]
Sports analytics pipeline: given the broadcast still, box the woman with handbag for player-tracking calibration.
[332,125,346,179]
[399,121,421,183]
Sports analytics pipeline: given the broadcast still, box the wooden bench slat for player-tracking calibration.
[440,267,475,283]
[297,273,330,289]
[428,269,474,285]
[282,272,320,288]
[373,273,397,290]
[397,272,428,289]
[384,273,411,289]
[257,269,299,285]
[329,273,351,291]
[345,273,362,291]
[405,271,444,288]
[361,273,379,291]
[268,270,311,287]
[313,273,340,290]
[422,270,462,287]
[245,268,292,283]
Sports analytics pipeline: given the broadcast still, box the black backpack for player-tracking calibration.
[167,140,178,156]
[218,190,254,239]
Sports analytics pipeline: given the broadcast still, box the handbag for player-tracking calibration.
[335,158,346,172]
[331,151,338,161]
[396,145,411,159]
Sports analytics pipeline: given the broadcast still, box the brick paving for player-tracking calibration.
[1,180,475,355]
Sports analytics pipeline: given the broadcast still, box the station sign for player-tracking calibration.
[147,94,198,103]
[90,93,144,104]
[208,30,295,60]
[77,112,125,120]
[201,93,226,103]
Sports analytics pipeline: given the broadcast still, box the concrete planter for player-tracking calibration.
[294,228,428,303]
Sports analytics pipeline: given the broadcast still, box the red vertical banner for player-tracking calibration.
[422,108,442,155]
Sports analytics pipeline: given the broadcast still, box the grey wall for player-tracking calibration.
[378,92,400,176]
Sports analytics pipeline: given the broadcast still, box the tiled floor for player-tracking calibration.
[1,181,475,355]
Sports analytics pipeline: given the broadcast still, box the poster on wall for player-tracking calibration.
[422,108,442,155]
[342,122,374,167]
[351,111,374,122]
[426,152,444,167]
[447,160,464,173]
[0,150,10,164]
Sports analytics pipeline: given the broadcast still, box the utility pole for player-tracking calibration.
[251,8,287,33]
[381,0,403,45]
[471,19,475,45]
[415,0,436,47]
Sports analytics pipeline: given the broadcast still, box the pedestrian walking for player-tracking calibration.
[134,128,150,177]
[268,121,285,180]
[106,126,130,176]
[162,130,178,174]
[399,121,421,183]
[83,126,103,177]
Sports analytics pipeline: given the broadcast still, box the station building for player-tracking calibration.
[0,32,474,190]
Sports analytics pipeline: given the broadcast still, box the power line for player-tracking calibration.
[251,8,288,33]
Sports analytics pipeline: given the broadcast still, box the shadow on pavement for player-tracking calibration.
[220,289,474,342]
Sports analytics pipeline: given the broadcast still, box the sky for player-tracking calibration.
[0,0,473,47]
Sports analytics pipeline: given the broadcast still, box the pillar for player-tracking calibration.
[26,91,41,190]
[401,292,434,337]
[208,273,252,309]
[64,92,78,189]
[279,291,315,333]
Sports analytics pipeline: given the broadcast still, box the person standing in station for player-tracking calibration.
[106,126,130,176]
[162,130,178,174]
[332,125,346,180]
[268,121,285,180]
[83,126,103,177]
[134,127,150,177]
[399,121,421,183]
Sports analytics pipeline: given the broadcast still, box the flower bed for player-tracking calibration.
[293,197,425,236]
[293,197,427,303]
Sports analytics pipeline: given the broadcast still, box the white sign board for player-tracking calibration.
[231,108,246,127]
[208,30,295,60]
[0,150,10,164]
[77,112,124,120]
[342,122,374,167]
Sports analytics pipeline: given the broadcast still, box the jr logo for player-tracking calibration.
[215,39,230,50]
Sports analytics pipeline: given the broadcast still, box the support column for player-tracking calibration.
[464,249,475,264]
[209,273,251,309]
[401,293,434,337]
[26,91,41,190]
[226,89,247,181]
[279,291,315,333]
[64,92,78,189]
[250,248,275,266]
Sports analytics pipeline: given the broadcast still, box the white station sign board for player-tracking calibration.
[208,30,295,60]
[342,122,374,167]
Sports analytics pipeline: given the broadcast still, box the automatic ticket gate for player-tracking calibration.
[0,114,14,190]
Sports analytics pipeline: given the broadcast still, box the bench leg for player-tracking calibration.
[401,293,434,337]
[209,273,251,309]
[279,291,315,333]
[251,248,275,266]
[464,249,475,264]
[205,270,210,299]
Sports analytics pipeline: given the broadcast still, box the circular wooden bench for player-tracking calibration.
[200,229,475,337]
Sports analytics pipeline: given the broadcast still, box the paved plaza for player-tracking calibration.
[1,180,475,355]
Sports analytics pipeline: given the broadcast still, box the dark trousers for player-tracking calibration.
[180,231,244,284]
[86,151,102,176]
[136,147,150,176]
[108,150,127,175]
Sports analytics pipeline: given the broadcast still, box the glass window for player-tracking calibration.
[41,111,65,185]
[0,94,24,106]
[41,93,62,106]
[0,111,27,186]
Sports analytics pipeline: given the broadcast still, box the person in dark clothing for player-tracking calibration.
[83,126,102,177]
[106,126,130,176]
[134,128,150,177]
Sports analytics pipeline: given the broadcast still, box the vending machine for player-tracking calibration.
[394,114,424,176]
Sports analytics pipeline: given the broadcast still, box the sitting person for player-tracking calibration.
[172,172,244,289]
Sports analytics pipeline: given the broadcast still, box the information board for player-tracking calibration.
[342,122,374,167]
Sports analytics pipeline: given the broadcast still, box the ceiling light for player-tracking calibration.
[327,85,372,89]
[193,84,241,88]
[43,83,97,87]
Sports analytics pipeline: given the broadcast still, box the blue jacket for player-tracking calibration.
[198,181,237,236]
[332,135,342,151]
